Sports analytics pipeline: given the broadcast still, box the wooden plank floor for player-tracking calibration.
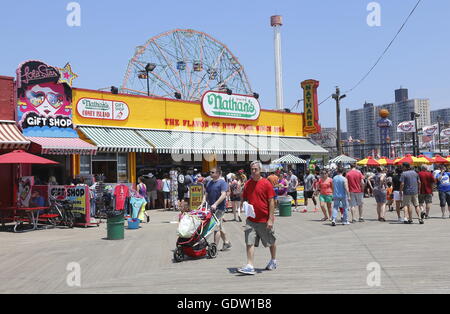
[1,197,450,294]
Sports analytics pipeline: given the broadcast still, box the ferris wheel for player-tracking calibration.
[121,29,253,101]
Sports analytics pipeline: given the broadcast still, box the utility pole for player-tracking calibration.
[410,112,420,156]
[438,115,442,154]
[332,87,346,156]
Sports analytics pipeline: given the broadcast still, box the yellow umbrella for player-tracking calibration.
[356,156,380,167]
[413,157,431,166]
[377,157,395,166]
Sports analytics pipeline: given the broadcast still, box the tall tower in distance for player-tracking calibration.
[395,87,409,102]
[271,15,284,110]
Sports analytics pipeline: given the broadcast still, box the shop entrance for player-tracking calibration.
[32,154,70,185]
[92,160,117,183]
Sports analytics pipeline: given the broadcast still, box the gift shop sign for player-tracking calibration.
[76,98,129,120]
[201,91,260,121]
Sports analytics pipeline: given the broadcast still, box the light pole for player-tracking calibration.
[138,63,156,96]
[332,87,346,156]
[438,115,442,154]
[410,112,420,155]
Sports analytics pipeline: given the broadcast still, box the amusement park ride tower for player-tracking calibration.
[271,15,284,111]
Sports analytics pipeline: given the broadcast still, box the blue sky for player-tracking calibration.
[0,0,448,130]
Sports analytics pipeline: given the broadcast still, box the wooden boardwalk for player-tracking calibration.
[1,197,450,294]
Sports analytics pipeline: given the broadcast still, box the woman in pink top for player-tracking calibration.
[315,170,333,221]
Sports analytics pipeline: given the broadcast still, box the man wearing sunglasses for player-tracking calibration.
[238,160,277,275]
[200,166,232,251]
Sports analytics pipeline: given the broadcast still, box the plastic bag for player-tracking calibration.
[177,214,202,238]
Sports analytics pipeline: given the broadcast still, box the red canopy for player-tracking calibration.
[395,154,416,165]
[433,155,449,164]
[0,150,58,164]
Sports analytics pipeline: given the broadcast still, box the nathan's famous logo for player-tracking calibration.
[202,91,260,120]
[423,125,438,136]
[398,121,415,132]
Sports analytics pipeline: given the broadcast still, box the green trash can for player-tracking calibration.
[278,196,292,217]
[107,213,125,240]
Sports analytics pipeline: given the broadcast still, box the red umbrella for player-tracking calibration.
[0,150,58,207]
[433,155,450,164]
[377,157,394,166]
[395,154,418,165]
[0,150,58,164]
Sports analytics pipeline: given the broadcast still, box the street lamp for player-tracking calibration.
[332,87,346,156]
[138,63,156,96]
[438,115,442,154]
[410,112,420,155]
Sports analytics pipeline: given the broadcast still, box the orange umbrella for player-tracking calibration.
[433,155,450,164]
[377,157,394,166]
[356,156,380,167]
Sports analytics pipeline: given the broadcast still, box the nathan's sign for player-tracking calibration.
[201,91,260,121]
[77,98,129,120]
[397,121,416,133]
[301,79,320,134]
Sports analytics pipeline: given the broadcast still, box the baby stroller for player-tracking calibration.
[173,207,220,262]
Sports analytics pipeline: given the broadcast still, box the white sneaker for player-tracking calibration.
[265,259,278,270]
[398,217,404,223]
[331,219,336,226]
[342,221,350,225]
[237,264,256,275]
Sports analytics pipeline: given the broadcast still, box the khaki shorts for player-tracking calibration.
[244,219,276,248]
[419,194,432,204]
[350,192,363,207]
[403,194,419,207]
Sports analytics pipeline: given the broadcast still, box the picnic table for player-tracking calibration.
[0,206,50,232]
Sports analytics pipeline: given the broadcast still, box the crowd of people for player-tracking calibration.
[310,162,450,226]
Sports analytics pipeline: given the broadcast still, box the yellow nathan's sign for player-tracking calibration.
[72,88,305,137]
[301,79,320,134]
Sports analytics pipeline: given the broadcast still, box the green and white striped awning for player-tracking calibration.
[138,130,257,154]
[271,154,307,164]
[329,154,357,164]
[77,126,328,156]
[78,126,153,153]
[242,135,328,155]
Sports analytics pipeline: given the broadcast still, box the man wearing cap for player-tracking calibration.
[144,173,158,210]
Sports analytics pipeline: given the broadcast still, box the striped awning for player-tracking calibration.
[27,137,97,155]
[242,135,328,155]
[271,154,307,164]
[78,126,153,153]
[137,130,257,154]
[329,154,357,164]
[77,126,328,156]
[0,121,30,150]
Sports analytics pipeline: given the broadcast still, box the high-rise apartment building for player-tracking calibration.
[431,108,450,125]
[346,88,430,158]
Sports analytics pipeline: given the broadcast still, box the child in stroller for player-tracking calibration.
[173,206,220,262]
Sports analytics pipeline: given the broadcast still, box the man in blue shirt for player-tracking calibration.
[331,168,350,226]
[201,166,232,251]
[435,165,450,219]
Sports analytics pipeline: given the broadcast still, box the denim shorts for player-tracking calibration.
[439,191,450,207]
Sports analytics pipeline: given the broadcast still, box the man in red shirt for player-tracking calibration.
[237,160,276,275]
[418,165,434,219]
[345,164,365,222]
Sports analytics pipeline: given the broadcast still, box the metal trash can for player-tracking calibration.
[278,196,293,217]
[106,211,124,240]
